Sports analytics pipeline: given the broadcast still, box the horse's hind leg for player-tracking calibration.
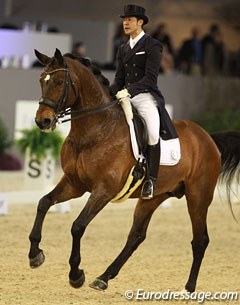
[90,194,168,290]
[29,175,85,268]
[184,187,213,292]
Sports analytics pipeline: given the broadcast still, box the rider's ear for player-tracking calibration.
[54,48,64,65]
[34,49,50,65]
[138,19,143,27]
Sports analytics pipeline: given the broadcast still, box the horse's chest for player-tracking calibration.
[61,136,128,186]
[61,138,81,176]
[61,140,94,181]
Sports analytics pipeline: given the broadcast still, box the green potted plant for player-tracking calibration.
[0,117,22,170]
[16,126,64,160]
[15,126,64,190]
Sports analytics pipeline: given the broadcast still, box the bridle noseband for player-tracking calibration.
[39,63,118,124]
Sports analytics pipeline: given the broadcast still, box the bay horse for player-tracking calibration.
[29,49,240,293]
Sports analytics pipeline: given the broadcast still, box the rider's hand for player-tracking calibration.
[116,88,130,100]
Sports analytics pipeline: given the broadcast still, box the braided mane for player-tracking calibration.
[64,53,111,91]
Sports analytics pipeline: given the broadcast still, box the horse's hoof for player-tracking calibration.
[89,278,108,291]
[29,251,45,268]
[69,269,85,288]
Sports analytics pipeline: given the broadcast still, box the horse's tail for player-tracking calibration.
[210,131,240,218]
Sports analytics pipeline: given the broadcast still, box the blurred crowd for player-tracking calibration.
[110,22,240,77]
[1,21,239,77]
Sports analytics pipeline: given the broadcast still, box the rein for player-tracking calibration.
[61,99,119,123]
[39,63,118,124]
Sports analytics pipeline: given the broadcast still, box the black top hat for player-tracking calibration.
[120,4,148,25]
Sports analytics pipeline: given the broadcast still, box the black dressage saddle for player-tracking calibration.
[132,107,148,157]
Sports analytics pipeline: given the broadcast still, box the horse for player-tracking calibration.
[29,48,240,293]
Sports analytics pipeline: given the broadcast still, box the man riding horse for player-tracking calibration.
[30,8,240,292]
[110,4,177,199]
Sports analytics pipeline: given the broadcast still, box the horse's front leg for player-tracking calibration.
[69,185,112,288]
[29,175,85,268]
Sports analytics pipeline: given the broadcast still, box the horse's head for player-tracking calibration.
[35,49,78,132]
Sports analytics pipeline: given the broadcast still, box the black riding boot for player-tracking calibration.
[141,140,160,199]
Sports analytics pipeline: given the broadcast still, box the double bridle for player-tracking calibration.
[39,62,118,124]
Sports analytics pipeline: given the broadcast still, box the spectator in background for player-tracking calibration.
[202,24,219,55]
[159,43,174,74]
[72,41,87,57]
[229,48,240,77]
[202,24,226,75]
[152,23,174,55]
[177,27,202,75]
[213,31,226,74]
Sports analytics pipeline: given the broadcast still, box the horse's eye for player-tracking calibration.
[56,80,63,86]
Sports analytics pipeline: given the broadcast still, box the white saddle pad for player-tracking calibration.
[129,121,181,166]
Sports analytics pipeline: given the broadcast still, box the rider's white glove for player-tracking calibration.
[116,88,130,100]
[116,89,133,125]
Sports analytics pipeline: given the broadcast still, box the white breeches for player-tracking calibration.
[131,93,160,145]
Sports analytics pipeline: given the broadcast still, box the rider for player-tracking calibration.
[110,4,177,199]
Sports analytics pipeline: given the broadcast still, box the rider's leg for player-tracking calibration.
[131,93,160,199]
[141,141,160,198]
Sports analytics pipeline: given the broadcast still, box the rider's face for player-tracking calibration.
[123,17,143,39]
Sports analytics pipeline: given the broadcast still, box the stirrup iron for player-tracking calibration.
[141,179,154,199]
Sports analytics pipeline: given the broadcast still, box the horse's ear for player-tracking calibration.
[54,48,64,65]
[34,49,50,65]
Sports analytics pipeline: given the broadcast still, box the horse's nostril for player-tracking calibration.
[42,118,52,128]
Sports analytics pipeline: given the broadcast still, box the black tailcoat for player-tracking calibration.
[110,34,178,140]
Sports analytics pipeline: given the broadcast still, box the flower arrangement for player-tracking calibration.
[16,126,64,160]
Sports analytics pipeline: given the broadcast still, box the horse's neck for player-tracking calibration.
[77,65,108,108]
[70,106,120,147]
[69,64,119,146]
